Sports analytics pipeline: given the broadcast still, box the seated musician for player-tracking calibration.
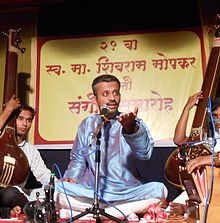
[54,74,168,220]
[0,95,52,217]
[168,91,220,215]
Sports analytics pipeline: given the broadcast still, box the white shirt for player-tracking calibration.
[15,141,51,201]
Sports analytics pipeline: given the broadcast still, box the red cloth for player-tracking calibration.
[0,220,23,223]
[0,214,26,223]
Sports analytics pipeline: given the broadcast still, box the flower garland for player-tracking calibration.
[143,203,168,223]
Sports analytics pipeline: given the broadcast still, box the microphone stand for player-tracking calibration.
[66,116,128,223]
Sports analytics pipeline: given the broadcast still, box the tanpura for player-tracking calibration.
[0,29,29,187]
[165,14,220,223]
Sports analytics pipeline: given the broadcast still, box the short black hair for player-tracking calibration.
[92,74,121,96]
[15,104,35,120]
[212,97,220,112]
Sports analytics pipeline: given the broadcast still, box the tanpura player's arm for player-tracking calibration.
[214,152,220,167]
[174,91,203,145]
[0,106,13,131]
[0,95,21,131]
[187,152,220,174]
[173,105,190,145]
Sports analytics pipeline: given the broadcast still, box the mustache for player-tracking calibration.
[106,100,118,105]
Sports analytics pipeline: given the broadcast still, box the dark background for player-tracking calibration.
[37,0,201,36]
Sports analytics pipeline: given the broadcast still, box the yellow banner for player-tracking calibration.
[35,30,205,146]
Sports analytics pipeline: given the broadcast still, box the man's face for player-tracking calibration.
[16,110,33,139]
[94,81,121,116]
[212,107,220,130]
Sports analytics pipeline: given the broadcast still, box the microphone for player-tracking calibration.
[100,104,110,119]
[95,105,109,135]
[88,105,110,147]
[206,99,216,147]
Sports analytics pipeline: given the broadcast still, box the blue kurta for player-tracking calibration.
[56,114,167,202]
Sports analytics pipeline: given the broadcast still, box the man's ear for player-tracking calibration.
[90,94,99,113]
[91,94,98,106]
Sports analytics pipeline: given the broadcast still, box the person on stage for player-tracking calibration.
[55,74,167,220]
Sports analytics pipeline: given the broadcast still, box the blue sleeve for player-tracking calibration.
[63,122,87,182]
[123,119,154,160]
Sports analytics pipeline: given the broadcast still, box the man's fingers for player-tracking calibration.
[133,106,139,116]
